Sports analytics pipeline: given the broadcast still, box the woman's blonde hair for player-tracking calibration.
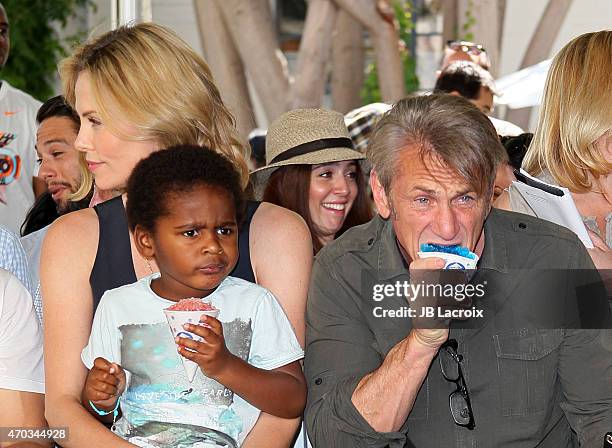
[522,30,612,192]
[60,22,250,199]
[68,151,94,201]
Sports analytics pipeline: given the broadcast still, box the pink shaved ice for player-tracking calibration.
[166,298,217,312]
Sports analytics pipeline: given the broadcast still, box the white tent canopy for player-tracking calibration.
[495,59,551,109]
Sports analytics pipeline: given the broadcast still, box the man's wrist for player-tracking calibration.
[405,330,446,359]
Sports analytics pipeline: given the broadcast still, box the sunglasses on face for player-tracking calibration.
[439,338,475,430]
[447,40,486,56]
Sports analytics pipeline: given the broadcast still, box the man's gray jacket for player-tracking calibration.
[304,208,611,447]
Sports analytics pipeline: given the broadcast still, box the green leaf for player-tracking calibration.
[1,0,92,100]
[361,0,420,104]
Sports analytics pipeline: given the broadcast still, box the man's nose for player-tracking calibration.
[38,160,56,180]
[432,203,460,241]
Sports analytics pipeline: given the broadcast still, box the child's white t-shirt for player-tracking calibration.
[82,274,304,447]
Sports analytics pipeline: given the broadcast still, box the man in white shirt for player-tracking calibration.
[0,3,44,233]
[0,268,48,446]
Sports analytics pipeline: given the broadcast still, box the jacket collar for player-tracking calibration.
[376,216,410,281]
[478,208,509,273]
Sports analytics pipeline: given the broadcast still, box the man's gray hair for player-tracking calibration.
[366,94,503,198]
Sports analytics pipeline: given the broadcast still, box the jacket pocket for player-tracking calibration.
[493,329,563,416]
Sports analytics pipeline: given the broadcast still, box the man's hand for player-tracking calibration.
[408,256,474,348]
[176,315,235,380]
[408,257,450,348]
[82,357,126,411]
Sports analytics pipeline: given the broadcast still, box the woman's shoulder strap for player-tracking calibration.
[90,196,137,313]
[231,201,261,283]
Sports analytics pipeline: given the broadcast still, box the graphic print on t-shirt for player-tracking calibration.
[0,132,19,204]
[82,275,304,448]
[0,82,42,232]
[117,319,253,447]
[0,132,19,184]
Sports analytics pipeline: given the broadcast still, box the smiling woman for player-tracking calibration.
[309,160,360,244]
[254,108,373,253]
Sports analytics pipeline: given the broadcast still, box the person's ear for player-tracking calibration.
[370,170,392,219]
[133,224,155,259]
[449,90,462,97]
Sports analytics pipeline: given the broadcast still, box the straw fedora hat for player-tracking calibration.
[250,108,365,192]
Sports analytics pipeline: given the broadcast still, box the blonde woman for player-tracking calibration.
[521,30,611,282]
[41,23,311,447]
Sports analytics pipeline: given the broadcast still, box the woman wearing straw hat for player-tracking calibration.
[253,109,373,254]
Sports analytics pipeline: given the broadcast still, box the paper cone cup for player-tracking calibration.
[163,309,220,382]
[417,251,478,270]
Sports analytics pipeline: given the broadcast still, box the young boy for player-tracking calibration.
[81,145,306,447]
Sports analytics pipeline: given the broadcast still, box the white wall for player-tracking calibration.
[501,0,612,77]
[551,0,612,54]
[499,0,548,77]
[500,0,612,129]
[152,0,203,55]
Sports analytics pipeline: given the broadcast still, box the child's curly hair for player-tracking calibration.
[126,144,245,232]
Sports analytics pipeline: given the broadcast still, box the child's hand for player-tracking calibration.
[176,315,234,379]
[83,357,126,410]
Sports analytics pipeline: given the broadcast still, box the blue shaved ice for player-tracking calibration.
[419,243,477,260]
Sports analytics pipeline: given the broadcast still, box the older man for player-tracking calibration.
[304,94,611,447]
